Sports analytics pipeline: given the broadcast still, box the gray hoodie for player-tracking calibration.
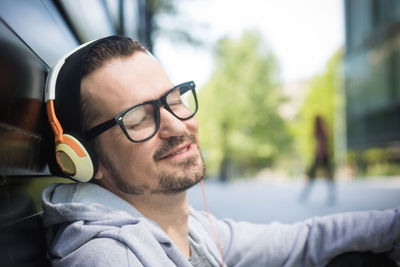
[42,183,400,266]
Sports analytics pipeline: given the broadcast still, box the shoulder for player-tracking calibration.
[52,238,142,267]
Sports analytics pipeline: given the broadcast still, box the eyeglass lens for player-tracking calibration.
[122,84,196,141]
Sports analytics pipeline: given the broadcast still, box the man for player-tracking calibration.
[42,35,400,266]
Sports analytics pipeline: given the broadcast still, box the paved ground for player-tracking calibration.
[187,177,400,224]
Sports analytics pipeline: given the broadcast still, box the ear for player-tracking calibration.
[93,161,106,181]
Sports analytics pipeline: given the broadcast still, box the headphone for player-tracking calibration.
[45,40,97,182]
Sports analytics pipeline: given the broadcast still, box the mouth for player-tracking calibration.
[159,144,192,160]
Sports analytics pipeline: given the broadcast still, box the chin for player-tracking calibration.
[156,156,205,194]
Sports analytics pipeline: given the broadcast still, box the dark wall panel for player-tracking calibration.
[0,0,78,66]
[0,176,69,267]
[0,20,49,175]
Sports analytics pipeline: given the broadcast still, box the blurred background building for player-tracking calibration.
[344,0,400,173]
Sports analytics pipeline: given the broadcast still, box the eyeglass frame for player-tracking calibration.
[84,81,198,143]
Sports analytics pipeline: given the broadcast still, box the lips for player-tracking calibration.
[153,134,197,162]
[159,144,191,160]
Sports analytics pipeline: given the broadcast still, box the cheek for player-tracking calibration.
[98,132,142,167]
[121,142,157,171]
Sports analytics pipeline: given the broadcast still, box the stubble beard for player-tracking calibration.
[97,134,205,195]
[156,146,205,195]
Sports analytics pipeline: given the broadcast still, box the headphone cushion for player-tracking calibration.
[55,133,98,182]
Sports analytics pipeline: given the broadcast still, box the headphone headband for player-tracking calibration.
[45,40,96,102]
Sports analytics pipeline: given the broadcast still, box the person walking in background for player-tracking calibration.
[300,115,335,204]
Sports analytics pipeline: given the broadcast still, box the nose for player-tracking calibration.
[157,107,187,139]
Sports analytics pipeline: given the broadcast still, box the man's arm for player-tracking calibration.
[193,208,400,266]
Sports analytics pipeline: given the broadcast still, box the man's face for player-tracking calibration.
[81,52,204,196]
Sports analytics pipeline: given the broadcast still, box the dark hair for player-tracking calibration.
[80,36,147,131]
[82,36,146,77]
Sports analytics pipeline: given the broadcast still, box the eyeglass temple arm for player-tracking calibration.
[84,118,117,141]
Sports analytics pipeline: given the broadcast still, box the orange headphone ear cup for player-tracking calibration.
[55,133,98,182]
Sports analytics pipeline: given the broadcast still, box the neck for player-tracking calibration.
[126,191,191,258]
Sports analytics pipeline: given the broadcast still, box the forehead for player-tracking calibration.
[81,52,174,115]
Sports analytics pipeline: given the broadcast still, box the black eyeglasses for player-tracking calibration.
[84,81,198,143]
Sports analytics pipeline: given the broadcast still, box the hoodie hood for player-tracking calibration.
[42,183,142,227]
[41,183,193,266]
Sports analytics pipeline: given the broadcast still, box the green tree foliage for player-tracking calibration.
[291,50,343,169]
[197,30,291,179]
